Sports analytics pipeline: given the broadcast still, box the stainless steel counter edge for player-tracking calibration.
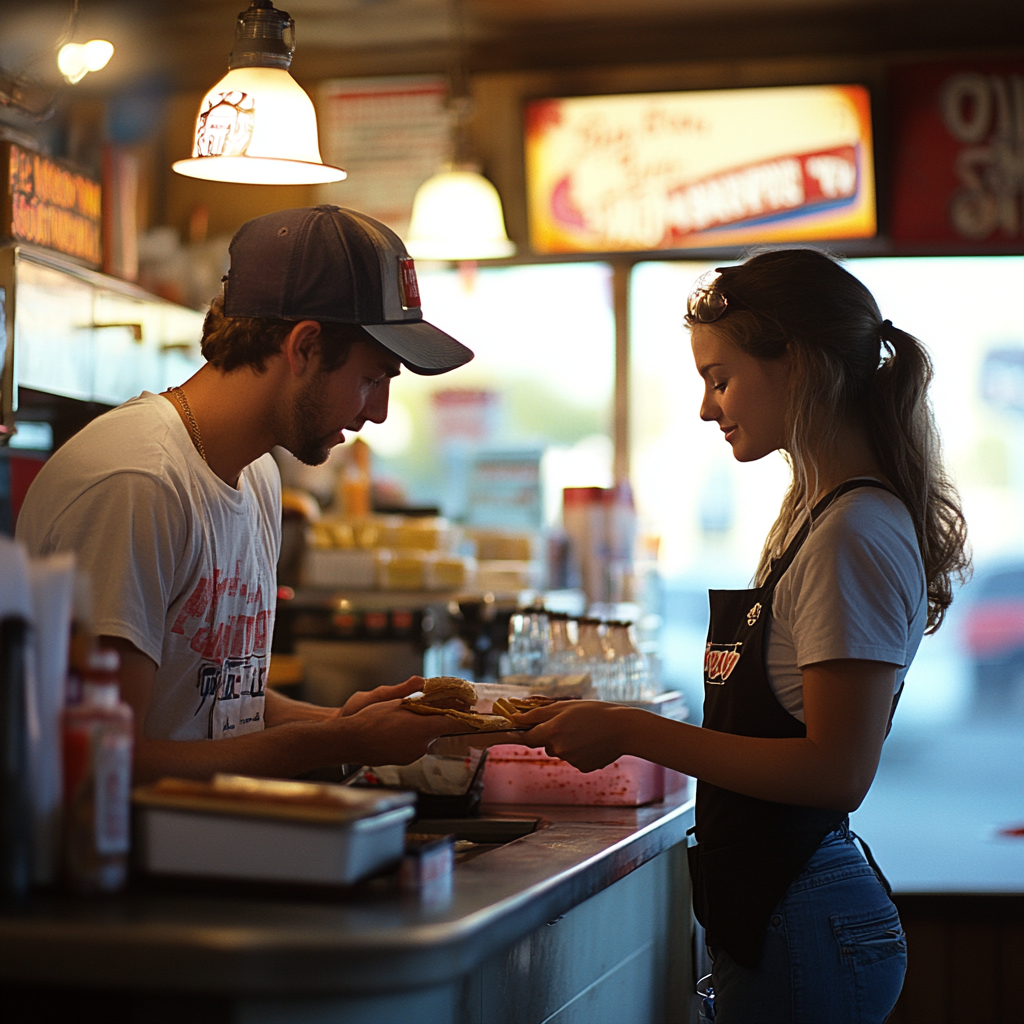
[0,793,694,995]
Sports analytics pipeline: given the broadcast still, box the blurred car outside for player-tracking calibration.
[961,561,1024,716]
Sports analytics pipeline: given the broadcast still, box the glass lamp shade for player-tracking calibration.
[406,170,516,261]
[172,66,345,185]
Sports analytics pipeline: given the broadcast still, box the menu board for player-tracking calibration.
[1,143,101,266]
[525,84,876,254]
[316,76,452,239]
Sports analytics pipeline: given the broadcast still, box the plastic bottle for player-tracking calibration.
[606,484,638,603]
[562,487,608,606]
[62,649,134,893]
[0,615,31,904]
[337,438,373,518]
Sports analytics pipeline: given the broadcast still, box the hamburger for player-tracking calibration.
[402,676,513,732]
[415,676,477,713]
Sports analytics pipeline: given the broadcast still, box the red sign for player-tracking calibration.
[2,142,101,265]
[662,144,860,240]
[890,61,1024,246]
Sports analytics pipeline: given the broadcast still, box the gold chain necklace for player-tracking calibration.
[169,386,207,464]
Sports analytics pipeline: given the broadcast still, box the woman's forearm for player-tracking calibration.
[617,659,894,809]
[520,661,894,810]
[619,712,870,811]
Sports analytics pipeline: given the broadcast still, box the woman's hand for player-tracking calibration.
[515,701,638,773]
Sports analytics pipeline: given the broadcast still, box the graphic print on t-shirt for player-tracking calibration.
[171,563,272,739]
[704,641,743,685]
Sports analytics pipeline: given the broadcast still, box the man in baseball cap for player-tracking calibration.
[18,206,473,786]
[224,204,473,375]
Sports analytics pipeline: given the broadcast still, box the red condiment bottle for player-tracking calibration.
[62,649,134,893]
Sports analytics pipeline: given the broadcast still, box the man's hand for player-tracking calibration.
[337,698,449,766]
[339,676,424,716]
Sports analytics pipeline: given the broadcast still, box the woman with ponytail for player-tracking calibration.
[515,249,970,1023]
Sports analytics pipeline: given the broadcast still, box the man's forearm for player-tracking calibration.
[264,687,336,726]
[105,636,442,784]
[133,718,354,784]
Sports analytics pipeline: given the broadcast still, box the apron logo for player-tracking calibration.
[705,642,743,684]
[747,602,762,626]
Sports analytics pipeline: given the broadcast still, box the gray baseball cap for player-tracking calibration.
[223,205,474,375]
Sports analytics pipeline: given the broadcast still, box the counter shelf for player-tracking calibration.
[0,793,695,1024]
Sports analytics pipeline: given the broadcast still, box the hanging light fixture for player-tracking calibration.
[405,0,515,261]
[407,167,515,261]
[57,39,114,85]
[172,1,344,186]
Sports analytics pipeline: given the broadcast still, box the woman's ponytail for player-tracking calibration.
[868,320,969,631]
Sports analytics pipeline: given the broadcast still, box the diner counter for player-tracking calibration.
[0,791,695,1024]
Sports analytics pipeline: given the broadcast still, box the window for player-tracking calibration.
[356,262,616,523]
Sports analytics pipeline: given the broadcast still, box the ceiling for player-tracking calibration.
[0,0,1021,97]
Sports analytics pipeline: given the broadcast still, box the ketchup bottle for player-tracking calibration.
[62,649,134,893]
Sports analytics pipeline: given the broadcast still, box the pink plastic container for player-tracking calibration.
[481,744,688,806]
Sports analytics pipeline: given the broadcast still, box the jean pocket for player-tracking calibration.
[830,904,907,966]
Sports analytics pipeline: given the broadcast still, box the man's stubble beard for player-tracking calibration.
[288,369,336,467]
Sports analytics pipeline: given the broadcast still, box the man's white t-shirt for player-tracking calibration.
[17,392,281,741]
[766,486,927,723]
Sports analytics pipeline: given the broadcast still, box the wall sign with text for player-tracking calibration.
[316,76,451,240]
[890,60,1024,247]
[525,84,876,254]
[1,143,101,267]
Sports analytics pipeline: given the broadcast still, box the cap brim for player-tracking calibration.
[362,320,474,375]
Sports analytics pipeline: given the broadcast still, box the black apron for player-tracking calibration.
[687,479,904,969]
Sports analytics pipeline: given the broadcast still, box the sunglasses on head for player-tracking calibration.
[685,268,736,325]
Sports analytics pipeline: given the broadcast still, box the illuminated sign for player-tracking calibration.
[525,84,876,254]
[890,60,1024,247]
[2,143,101,266]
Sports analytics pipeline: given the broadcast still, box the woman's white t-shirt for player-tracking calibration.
[765,486,927,723]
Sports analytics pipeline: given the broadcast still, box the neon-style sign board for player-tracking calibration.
[2,143,102,266]
[525,84,876,253]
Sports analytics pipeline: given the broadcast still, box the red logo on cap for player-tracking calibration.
[398,257,420,309]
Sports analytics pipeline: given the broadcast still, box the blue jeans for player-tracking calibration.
[700,826,907,1024]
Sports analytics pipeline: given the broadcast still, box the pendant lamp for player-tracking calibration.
[173,1,345,186]
[406,164,515,261]
[404,0,515,261]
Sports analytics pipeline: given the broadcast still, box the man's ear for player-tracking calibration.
[281,321,323,376]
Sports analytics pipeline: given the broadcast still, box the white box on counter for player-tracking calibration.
[133,775,415,886]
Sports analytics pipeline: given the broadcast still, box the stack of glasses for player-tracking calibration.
[505,607,657,702]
